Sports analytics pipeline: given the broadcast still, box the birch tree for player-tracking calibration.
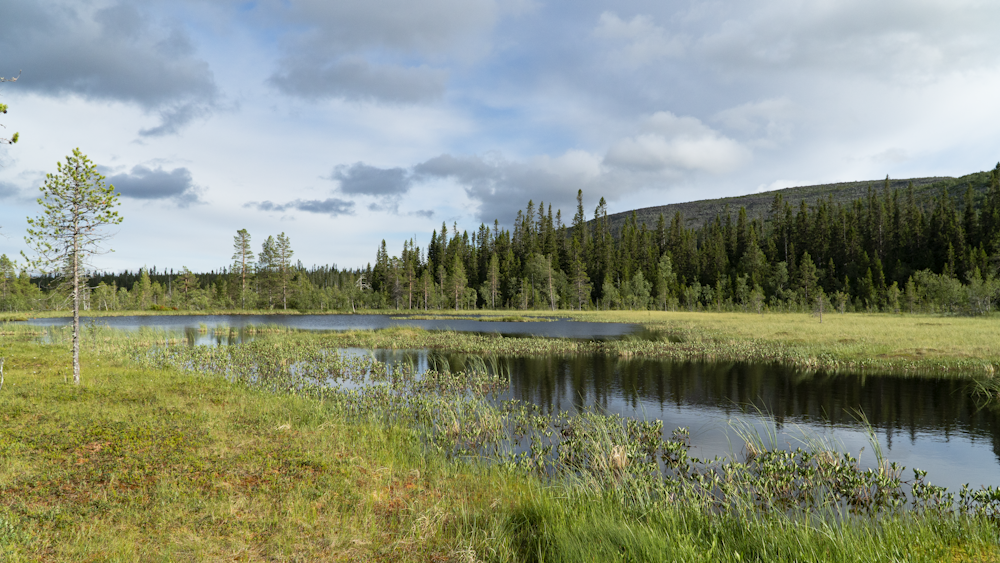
[24,149,122,385]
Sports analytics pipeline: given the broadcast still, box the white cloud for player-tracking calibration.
[594,12,686,67]
[694,0,1000,82]
[263,0,499,102]
[605,112,751,174]
[713,98,795,148]
[414,150,605,223]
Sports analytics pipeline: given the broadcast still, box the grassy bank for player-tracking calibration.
[584,310,1000,375]
[314,311,1000,376]
[3,330,1000,560]
[6,308,997,375]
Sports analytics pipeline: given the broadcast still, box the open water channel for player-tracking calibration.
[23,313,1000,492]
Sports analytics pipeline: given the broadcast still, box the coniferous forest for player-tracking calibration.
[3,166,1000,315]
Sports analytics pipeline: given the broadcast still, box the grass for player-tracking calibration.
[308,311,1000,376]
[424,309,1000,376]
[7,307,999,375]
[4,328,1000,560]
[0,340,529,561]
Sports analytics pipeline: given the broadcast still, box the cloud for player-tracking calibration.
[605,112,751,173]
[264,0,497,56]
[712,98,794,148]
[138,101,214,138]
[594,12,686,66]
[870,148,910,164]
[105,165,203,206]
[246,161,418,218]
[0,181,21,200]
[0,1,218,134]
[246,198,356,216]
[263,0,496,103]
[332,162,412,197]
[713,98,793,134]
[329,162,414,213]
[415,151,604,223]
[408,110,756,223]
[271,58,447,103]
[694,0,1000,81]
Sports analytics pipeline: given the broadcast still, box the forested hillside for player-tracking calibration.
[2,165,999,315]
[604,172,993,232]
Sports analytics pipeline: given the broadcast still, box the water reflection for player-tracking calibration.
[24,313,639,340]
[367,349,1000,491]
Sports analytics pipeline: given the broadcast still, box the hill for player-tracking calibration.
[605,170,997,233]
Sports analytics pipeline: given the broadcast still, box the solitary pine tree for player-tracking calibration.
[25,149,121,385]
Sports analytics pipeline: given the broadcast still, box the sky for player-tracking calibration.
[2,0,1000,274]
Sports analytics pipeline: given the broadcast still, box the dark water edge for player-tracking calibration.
[20,313,640,340]
[362,349,1000,493]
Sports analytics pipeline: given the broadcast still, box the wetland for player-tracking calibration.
[4,312,1000,560]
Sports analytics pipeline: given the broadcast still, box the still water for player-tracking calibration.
[365,349,1000,493]
[23,314,1000,491]
[23,313,638,340]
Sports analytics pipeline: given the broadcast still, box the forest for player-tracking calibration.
[2,165,1000,315]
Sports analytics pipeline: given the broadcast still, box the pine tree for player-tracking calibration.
[275,232,294,309]
[24,149,122,384]
[232,229,255,309]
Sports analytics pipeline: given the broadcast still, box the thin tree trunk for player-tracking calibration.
[73,217,80,385]
[548,263,555,310]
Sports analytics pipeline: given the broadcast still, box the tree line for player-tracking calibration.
[3,165,1000,315]
[361,165,1000,315]
[0,231,369,313]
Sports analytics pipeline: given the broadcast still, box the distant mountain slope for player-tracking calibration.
[604,170,997,233]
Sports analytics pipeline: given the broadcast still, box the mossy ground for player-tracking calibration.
[0,340,526,561]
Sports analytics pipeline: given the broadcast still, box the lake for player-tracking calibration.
[22,313,1000,492]
[23,313,639,340]
[361,349,1000,493]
